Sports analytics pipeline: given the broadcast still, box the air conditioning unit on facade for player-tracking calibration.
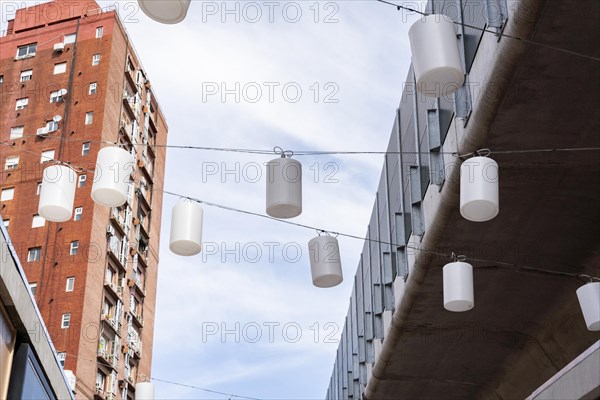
[53,42,65,52]
[36,127,48,137]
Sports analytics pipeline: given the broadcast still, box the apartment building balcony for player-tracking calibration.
[128,276,146,298]
[130,308,144,328]
[104,278,124,301]
[100,313,121,336]
[122,93,137,120]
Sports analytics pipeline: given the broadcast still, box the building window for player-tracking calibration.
[32,215,45,228]
[85,112,93,125]
[57,352,66,367]
[0,75,3,83]
[50,90,64,103]
[61,313,71,329]
[64,33,76,44]
[82,142,91,155]
[89,82,97,95]
[30,283,37,296]
[16,43,37,59]
[78,174,87,187]
[70,241,79,256]
[74,207,83,221]
[54,62,67,75]
[41,150,55,163]
[5,156,19,170]
[46,120,59,133]
[20,69,33,82]
[27,247,42,262]
[92,54,101,66]
[96,27,103,38]
[37,182,42,195]
[15,98,28,110]
[10,126,24,139]
[1,188,14,201]
[66,277,75,292]
[2,220,9,227]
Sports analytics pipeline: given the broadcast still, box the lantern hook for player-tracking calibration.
[580,274,600,283]
[476,148,492,157]
[451,252,467,262]
[273,146,294,158]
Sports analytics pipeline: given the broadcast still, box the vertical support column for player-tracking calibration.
[428,98,445,187]
[453,0,472,123]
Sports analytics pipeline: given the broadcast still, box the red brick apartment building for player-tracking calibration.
[0,1,168,398]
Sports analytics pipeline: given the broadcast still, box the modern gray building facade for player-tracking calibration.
[326,0,600,398]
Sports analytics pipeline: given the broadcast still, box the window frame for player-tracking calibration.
[27,247,42,262]
[32,214,45,228]
[40,150,55,163]
[10,126,24,139]
[16,43,37,59]
[74,207,83,221]
[82,142,91,155]
[53,62,67,75]
[96,26,104,38]
[5,156,19,170]
[63,33,76,44]
[89,82,97,95]
[61,313,71,329]
[85,112,93,125]
[66,277,75,292]
[1,188,14,201]
[20,69,33,82]
[92,54,101,66]
[70,240,79,256]
[78,174,87,187]
[15,97,28,110]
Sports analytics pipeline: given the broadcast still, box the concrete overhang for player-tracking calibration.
[365,0,600,398]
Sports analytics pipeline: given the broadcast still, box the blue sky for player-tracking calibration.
[2,1,423,398]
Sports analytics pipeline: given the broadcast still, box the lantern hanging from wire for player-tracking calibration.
[576,278,600,331]
[443,255,474,312]
[460,149,499,222]
[169,200,204,256]
[308,232,343,288]
[408,14,465,97]
[38,164,77,222]
[266,147,302,219]
[138,0,191,24]
[91,146,135,208]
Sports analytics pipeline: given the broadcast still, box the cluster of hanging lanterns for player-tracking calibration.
[38,147,134,224]
[37,10,594,336]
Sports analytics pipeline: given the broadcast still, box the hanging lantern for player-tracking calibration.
[38,165,77,222]
[443,260,474,312]
[91,147,134,208]
[408,14,465,97]
[576,281,600,331]
[169,201,203,256]
[308,234,343,288]
[460,153,499,222]
[135,382,155,400]
[266,149,302,219]
[138,0,190,24]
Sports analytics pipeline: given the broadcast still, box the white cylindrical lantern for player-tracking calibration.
[38,165,77,222]
[308,235,343,288]
[408,14,465,97]
[135,382,155,400]
[266,157,302,219]
[138,0,190,24]
[576,282,600,331]
[460,156,499,222]
[91,147,134,207]
[169,201,203,256]
[443,261,474,312]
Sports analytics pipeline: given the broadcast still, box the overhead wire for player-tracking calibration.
[375,0,600,62]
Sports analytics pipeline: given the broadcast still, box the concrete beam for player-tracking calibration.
[527,341,600,400]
